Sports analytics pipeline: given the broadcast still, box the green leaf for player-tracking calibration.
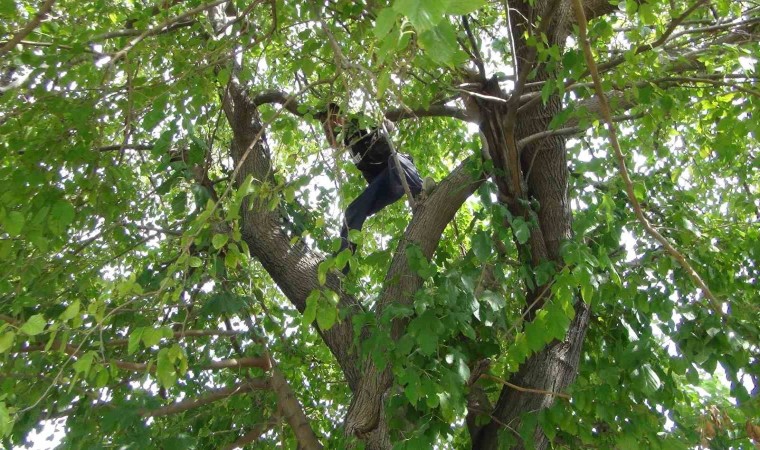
[212,234,229,250]
[480,290,505,311]
[189,256,203,267]
[335,249,351,270]
[0,331,15,354]
[444,0,487,15]
[316,297,338,330]
[303,290,319,327]
[393,0,446,31]
[49,200,75,234]
[472,230,491,262]
[0,0,15,16]
[128,328,144,355]
[20,314,46,336]
[318,259,333,285]
[59,300,80,321]
[524,315,550,352]
[377,70,391,100]
[201,293,248,316]
[633,181,647,202]
[141,327,166,347]
[418,22,466,66]
[224,251,238,268]
[0,401,14,437]
[512,217,530,244]
[374,7,398,38]
[4,211,24,237]
[156,348,177,388]
[72,351,95,376]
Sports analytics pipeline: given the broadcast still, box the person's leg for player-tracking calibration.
[339,169,399,253]
[338,155,423,263]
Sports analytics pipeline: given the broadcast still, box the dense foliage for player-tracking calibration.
[0,0,758,448]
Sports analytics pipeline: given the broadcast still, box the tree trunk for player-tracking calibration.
[472,1,591,448]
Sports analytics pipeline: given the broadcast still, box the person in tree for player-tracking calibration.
[322,103,423,258]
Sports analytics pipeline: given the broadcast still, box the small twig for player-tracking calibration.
[570,0,724,317]
[96,144,154,152]
[107,0,229,66]
[455,88,509,103]
[519,0,711,115]
[0,0,57,57]
[518,113,645,152]
[482,373,571,399]
[462,15,486,79]
[105,328,246,346]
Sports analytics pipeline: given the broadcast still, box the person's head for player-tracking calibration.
[322,102,345,148]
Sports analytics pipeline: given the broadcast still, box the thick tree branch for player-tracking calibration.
[0,0,57,57]
[50,379,269,420]
[251,89,473,123]
[222,79,367,392]
[146,380,269,417]
[17,342,270,372]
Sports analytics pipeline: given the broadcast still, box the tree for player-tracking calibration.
[0,0,758,448]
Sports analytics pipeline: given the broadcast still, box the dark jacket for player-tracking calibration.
[343,122,393,183]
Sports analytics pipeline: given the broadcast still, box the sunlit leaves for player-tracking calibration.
[374,8,398,39]
[303,289,339,331]
[418,21,469,67]
[0,0,756,447]
[19,314,46,336]
[2,211,24,237]
[48,200,75,235]
[393,0,447,32]
[0,402,13,437]
[72,351,95,377]
[0,331,15,354]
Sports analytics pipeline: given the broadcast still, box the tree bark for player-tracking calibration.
[471,1,593,448]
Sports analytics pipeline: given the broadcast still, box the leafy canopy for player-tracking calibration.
[0,0,758,448]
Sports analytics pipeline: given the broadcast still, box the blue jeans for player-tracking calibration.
[339,153,423,255]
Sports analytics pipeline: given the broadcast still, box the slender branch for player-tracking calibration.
[17,342,270,372]
[517,113,644,150]
[231,314,322,450]
[106,328,247,346]
[570,0,724,317]
[0,39,107,56]
[51,379,269,419]
[596,0,711,73]
[481,374,571,399]
[223,416,279,449]
[146,380,269,417]
[0,0,57,57]
[0,314,19,325]
[462,15,486,79]
[93,19,196,41]
[251,89,474,123]
[385,104,473,122]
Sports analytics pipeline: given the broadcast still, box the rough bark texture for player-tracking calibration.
[471,1,591,449]
[344,158,486,436]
